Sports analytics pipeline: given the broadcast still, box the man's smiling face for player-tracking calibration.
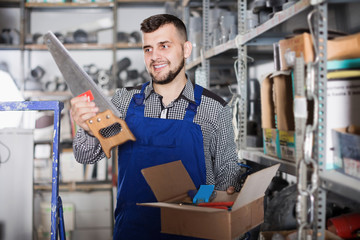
[142,23,190,85]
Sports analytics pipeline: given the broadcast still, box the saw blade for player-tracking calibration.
[43,31,121,117]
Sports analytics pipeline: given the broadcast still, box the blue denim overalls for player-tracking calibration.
[113,82,207,239]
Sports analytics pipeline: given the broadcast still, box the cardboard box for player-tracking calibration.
[278,33,314,70]
[263,128,278,158]
[261,73,276,130]
[326,73,360,169]
[278,130,296,161]
[261,73,278,158]
[260,72,296,162]
[328,33,360,61]
[139,160,280,240]
[272,71,294,131]
[259,230,296,240]
[279,32,360,70]
[332,128,360,179]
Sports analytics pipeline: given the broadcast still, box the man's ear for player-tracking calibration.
[184,41,192,59]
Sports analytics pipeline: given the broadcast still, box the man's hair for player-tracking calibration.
[140,14,188,41]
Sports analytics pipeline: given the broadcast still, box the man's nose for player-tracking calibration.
[151,48,161,61]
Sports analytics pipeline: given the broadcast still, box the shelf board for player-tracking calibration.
[34,181,113,191]
[23,90,72,100]
[0,0,20,7]
[24,43,142,50]
[320,170,360,203]
[25,43,113,50]
[236,0,311,46]
[118,0,172,2]
[116,42,142,49]
[185,57,201,70]
[25,2,114,8]
[0,44,21,50]
[23,89,114,100]
[204,39,237,59]
[240,148,297,175]
[185,39,237,70]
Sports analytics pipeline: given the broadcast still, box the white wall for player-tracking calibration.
[0,8,22,85]
[0,129,33,240]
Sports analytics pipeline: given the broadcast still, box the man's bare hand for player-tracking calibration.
[226,186,235,195]
[70,96,99,135]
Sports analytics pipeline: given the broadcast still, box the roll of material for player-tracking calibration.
[327,57,360,71]
[84,64,99,76]
[266,0,286,12]
[130,31,141,43]
[327,213,360,239]
[110,57,132,87]
[246,10,259,30]
[32,33,43,44]
[35,114,54,129]
[30,66,45,80]
[26,66,46,91]
[0,29,20,45]
[126,69,139,80]
[114,57,131,73]
[140,69,151,82]
[56,82,68,91]
[117,32,130,43]
[54,32,65,44]
[327,70,360,79]
[44,77,68,92]
[251,0,267,13]
[97,69,110,86]
[0,29,12,44]
[44,80,58,92]
[73,29,88,43]
[0,62,9,72]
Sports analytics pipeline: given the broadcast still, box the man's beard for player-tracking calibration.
[150,58,185,85]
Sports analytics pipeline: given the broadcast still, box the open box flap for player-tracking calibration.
[141,160,196,202]
[232,164,280,210]
[138,202,225,213]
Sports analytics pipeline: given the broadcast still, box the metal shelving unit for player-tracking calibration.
[185,0,311,71]
[183,0,360,239]
[241,149,296,175]
[321,171,360,203]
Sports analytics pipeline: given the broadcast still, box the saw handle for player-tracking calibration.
[86,109,136,158]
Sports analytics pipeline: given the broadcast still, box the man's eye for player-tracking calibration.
[144,48,152,53]
[162,45,168,49]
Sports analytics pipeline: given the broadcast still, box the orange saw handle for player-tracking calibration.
[86,109,136,158]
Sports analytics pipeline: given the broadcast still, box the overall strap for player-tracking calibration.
[127,82,150,118]
[184,84,203,122]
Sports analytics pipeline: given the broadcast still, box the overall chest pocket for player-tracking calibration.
[133,117,181,148]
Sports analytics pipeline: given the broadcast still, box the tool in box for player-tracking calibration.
[185,185,234,210]
[43,31,136,158]
[197,201,234,210]
[192,184,215,204]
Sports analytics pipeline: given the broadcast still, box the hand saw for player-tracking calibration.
[43,31,135,158]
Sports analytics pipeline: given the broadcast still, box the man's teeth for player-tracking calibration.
[154,64,167,69]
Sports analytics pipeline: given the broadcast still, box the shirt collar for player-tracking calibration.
[144,77,196,104]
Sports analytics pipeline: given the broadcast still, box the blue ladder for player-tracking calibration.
[0,101,66,240]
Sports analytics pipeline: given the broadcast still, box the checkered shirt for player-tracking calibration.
[73,79,243,191]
